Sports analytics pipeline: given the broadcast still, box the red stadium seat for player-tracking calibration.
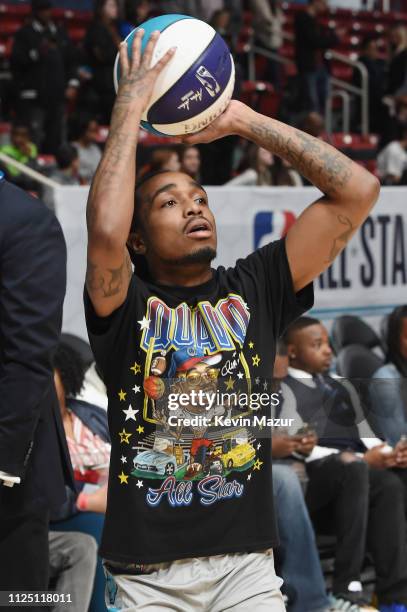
[0,122,11,135]
[68,27,86,43]
[37,154,56,168]
[0,3,29,17]
[0,37,13,58]
[1,20,22,36]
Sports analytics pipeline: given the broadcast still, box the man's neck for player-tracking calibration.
[151,262,213,287]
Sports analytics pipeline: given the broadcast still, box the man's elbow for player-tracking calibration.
[354,171,380,213]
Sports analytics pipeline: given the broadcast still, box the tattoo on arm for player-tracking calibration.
[249,122,353,195]
[86,253,132,299]
[326,214,354,263]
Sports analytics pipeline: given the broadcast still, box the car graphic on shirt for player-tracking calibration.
[132,436,188,478]
[133,449,179,476]
[215,435,256,470]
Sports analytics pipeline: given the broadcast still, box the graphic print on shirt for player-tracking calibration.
[117,293,266,507]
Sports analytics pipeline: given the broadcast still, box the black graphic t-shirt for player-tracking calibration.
[84,238,313,564]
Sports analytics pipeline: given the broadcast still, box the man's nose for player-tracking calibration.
[184,200,202,216]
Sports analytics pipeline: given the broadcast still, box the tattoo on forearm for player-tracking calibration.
[249,122,353,195]
[86,255,132,298]
[326,215,354,263]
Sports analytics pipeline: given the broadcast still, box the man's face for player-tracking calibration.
[288,324,332,374]
[85,120,99,144]
[11,127,29,150]
[314,0,327,15]
[36,8,52,24]
[133,172,217,267]
[182,148,200,176]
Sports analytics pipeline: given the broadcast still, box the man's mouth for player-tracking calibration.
[184,219,212,239]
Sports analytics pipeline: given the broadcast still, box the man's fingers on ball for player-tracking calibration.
[142,30,160,68]
[119,41,129,76]
[131,28,144,70]
[153,47,176,74]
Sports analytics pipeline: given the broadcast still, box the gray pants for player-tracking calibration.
[49,531,97,612]
[104,548,285,611]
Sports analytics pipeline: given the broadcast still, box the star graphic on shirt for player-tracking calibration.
[247,473,252,481]
[118,471,128,484]
[118,389,127,401]
[137,316,151,331]
[253,459,263,471]
[121,455,127,464]
[119,429,132,444]
[257,442,262,450]
[224,376,235,390]
[136,480,144,489]
[255,377,260,385]
[132,384,141,394]
[136,425,144,435]
[252,354,260,367]
[263,380,268,390]
[248,341,254,349]
[130,362,141,375]
[123,404,139,421]
[237,371,244,380]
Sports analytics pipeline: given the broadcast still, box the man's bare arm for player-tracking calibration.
[183,101,380,292]
[86,30,175,317]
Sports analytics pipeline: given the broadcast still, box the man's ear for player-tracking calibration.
[127,231,146,255]
[286,343,297,362]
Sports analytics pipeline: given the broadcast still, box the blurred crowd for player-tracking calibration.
[0,0,407,189]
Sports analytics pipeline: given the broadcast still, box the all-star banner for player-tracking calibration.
[54,186,407,341]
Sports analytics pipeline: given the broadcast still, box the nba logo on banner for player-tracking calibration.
[254,211,296,250]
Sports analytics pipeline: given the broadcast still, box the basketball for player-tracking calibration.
[113,14,235,136]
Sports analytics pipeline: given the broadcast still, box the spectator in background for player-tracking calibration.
[42,144,80,210]
[370,306,407,447]
[180,145,201,181]
[294,0,338,114]
[377,125,407,185]
[0,121,38,189]
[352,35,387,134]
[11,0,77,154]
[71,115,102,184]
[51,144,80,186]
[387,24,407,98]
[282,317,407,611]
[272,341,337,612]
[120,0,152,39]
[0,175,74,599]
[297,111,325,139]
[85,0,121,124]
[48,531,97,612]
[51,342,110,612]
[250,0,285,89]
[146,147,181,174]
[227,144,302,186]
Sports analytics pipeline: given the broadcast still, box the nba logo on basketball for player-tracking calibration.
[254,211,296,250]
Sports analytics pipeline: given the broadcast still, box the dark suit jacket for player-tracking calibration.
[0,176,74,514]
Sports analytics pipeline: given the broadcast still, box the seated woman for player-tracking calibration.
[370,306,407,446]
[51,342,110,612]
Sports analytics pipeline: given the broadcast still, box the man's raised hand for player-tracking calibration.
[117,29,176,111]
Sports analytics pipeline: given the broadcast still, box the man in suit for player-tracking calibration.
[0,171,74,592]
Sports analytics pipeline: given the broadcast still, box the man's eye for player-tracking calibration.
[163,200,176,207]
[195,197,207,205]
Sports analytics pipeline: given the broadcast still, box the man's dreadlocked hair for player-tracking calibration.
[54,343,86,398]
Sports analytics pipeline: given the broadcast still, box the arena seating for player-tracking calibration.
[0,1,405,162]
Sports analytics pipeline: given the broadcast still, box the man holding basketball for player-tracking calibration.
[85,29,379,611]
